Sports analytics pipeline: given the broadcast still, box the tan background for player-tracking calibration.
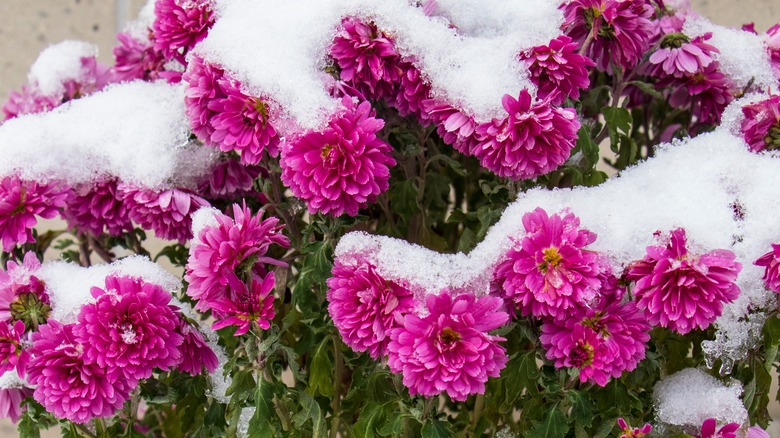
[0,0,779,436]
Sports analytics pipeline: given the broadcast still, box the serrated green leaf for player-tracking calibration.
[292,391,327,438]
[389,179,421,217]
[308,336,335,397]
[353,401,386,438]
[569,390,594,429]
[527,405,568,438]
[575,125,599,166]
[248,377,277,438]
[421,419,453,438]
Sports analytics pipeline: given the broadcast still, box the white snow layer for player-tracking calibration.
[654,368,748,430]
[336,96,780,367]
[29,40,99,96]
[0,80,214,188]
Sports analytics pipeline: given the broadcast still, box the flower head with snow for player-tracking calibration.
[75,275,183,381]
[519,35,595,104]
[280,97,396,216]
[327,259,415,359]
[211,272,275,336]
[119,184,209,243]
[0,321,29,378]
[494,208,605,319]
[0,175,69,251]
[110,31,167,82]
[387,292,508,401]
[741,94,780,153]
[185,203,289,311]
[755,243,780,293]
[625,228,741,334]
[27,320,133,423]
[473,90,580,180]
[153,0,215,64]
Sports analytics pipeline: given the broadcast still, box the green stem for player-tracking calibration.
[74,423,98,438]
[422,397,436,420]
[330,337,344,438]
[94,418,107,437]
[470,393,485,433]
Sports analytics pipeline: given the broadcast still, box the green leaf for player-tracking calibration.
[248,377,278,438]
[421,419,454,438]
[457,227,477,253]
[763,315,780,346]
[602,107,632,149]
[353,401,388,438]
[527,405,569,438]
[291,391,327,438]
[389,179,421,217]
[427,154,467,176]
[500,350,539,411]
[575,125,599,167]
[627,80,665,100]
[308,336,335,397]
[569,390,594,429]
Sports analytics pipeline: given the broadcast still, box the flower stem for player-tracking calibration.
[470,393,485,433]
[330,336,344,438]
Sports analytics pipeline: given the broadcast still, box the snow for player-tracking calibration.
[28,41,99,96]
[654,368,747,431]
[0,80,215,189]
[198,0,561,131]
[190,206,222,246]
[336,96,780,366]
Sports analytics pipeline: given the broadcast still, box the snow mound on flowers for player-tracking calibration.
[198,0,561,129]
[28,40,99,97]
[337,97,780,368]
[0,80,214,188]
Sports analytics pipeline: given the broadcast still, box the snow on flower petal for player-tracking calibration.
[741,94,780,153]
[153,0,215,64]
[519,35,595,104]
[755,243,780,292]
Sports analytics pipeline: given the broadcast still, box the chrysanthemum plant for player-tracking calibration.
[2,0,780,437]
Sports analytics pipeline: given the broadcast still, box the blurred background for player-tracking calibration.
[0,0,778,436]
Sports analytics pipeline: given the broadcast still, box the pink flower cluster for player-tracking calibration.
[327,253,509,401]
[0,175,70,251]
[741,94,780,153]
[185,203,289,334]
[118,184,209,243]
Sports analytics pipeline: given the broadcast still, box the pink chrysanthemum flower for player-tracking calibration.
[765,24,780,79]
[280,97,396,216]
[664,62,734,126]
[387,292,508,401]
[696,418,739,438]
[118,184,208,243]
[424,100,480,155]
[0,175,69,251]
[473,90,580,180]
[646,33,718,78]
[200,158,260,199]
[0,321,29,378]
[185,203,289,311]
[110,31,167,82]
[206,77,280,165]
[153,0,215,64]
[0,387,31,423]
[331,17,402,100]
[494,208,604,319]
[391,60,433,124]
[741,95,780,152]
[63,178,132,236]
[175,315,218,375]
[540,294,650,385]
[1,85,58,121]
[327,260,415,359]
[561,0,655,71]
[518,35,595,104]
[747,426,771,438]
[27,320,133,423]
[183,55,226,142]
[755,243,780,293]
[0,252,50,330]
[617,418,652,438]
[625,228,741,334]
[211,272,275,336]
[75,275,183,381]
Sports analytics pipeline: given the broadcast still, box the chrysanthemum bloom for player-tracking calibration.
[110,31,167,82]
[211,272,275,336]
[1,84,58,121]
[0,175,69,251]
[696,418,739,438]
[153,0,215,64]
[387,292,508,401]
[474,90,580,180]
[518,35,595,104]
[423,100,480,155]
[540,322,612,385]
[617,418,652,438]
[200,158,260,199]
[494,208,604,319]
[664,62,734,126]
[765,24,780,79]
[0,252,50,329]
[174,314,219,375]
[560,0,655,71]
[63,178,132,236]
[755,243,780,292]
[625,228,741,334]
[185,203,289,311]
[327,260,415,359]
[646,33,718,78]
[391,60,433,124]
[540,294,650,384]
[183,55,227,142]
[0,321,29,378]
[75,275,183,381]
[0,387,30,423]
[747,426,771,438]
[280,97,396,216]
[26,320,133,423]
[118,184,209,243]
[207,76,280,165]
[741,95,780,152]
[331,17,402,100]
